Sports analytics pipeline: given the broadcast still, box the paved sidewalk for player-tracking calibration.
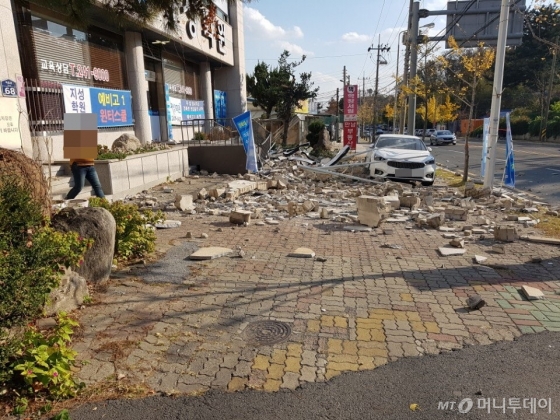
[73,201,560,395]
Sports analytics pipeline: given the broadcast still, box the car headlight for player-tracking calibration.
[425,158,435,165]
[374,155,386,161]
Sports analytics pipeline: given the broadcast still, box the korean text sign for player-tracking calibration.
[343,85,358,150]
[232,111,258,173]
[62,84,133,128]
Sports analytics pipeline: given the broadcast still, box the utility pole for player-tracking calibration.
[393,46,401,133]
[399,0,414,134]
[407,1,420,135]
[343,66,347,86]
[483,0,510,189]
[335,87,340,142]
[358,74,371,137]
[540,38,558,142]
[368,35,390,131]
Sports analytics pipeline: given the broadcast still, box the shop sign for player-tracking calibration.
[0,97,21,149]
[62,84,133,127]
[167,96,205,126]
[185,19,226,55]
[15,75,25,98]
[167,83,193,95]
[40,59,110,82]
[343,85,358,150]
[1,79,17,97]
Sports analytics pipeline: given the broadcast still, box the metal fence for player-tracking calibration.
[23,78,130,136]
[179,118,242,146]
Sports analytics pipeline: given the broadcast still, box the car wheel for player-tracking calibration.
[422,180,434,186]
[430,139,434,146]
[453,142,456,145]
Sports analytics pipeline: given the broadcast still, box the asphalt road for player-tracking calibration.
[71,331,560,420]
[429,138,560,206]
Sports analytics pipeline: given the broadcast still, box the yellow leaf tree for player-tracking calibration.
[439,36,495,182]
[384,103,395,120]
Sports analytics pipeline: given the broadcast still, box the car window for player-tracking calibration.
[437,130,452,135]
[375,137,427,151]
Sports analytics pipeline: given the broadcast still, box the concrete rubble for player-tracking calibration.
[118,155,560,263]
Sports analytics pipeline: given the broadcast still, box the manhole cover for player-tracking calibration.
[243,320,292,346]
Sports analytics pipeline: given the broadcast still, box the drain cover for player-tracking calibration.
[243,320,292,346]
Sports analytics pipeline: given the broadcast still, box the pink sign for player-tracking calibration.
[343,85,358,150]
[15,75,25,98]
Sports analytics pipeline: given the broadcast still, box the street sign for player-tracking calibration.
[1,79,17,97]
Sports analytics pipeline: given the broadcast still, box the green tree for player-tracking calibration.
[439,36,495,182]
[246,62,283,119]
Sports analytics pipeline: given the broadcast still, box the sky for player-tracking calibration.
[242,0,542,109]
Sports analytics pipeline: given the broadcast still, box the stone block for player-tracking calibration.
[399,196,421,210]
[438,246,466,256]
[175,194,194,211]
[230,210,252,225]
[426,213,445,229]
[445,206,468,221]
[520,285,544,300]
[383,195,401,210]
[288,247,315,258]
[357,195,388,228]
[189,247,233,260]
[209,188,226,199]
[494,225,518,242]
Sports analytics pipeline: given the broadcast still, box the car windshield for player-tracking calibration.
[437,130,452,135]
[375,137,427,151]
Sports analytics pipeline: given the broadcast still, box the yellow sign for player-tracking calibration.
[295,99,309,114]
[0,97,21,150]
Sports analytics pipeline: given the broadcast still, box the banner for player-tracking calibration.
[214,90,227,125]
[480,117,489,177]
[0,97,21,150]
[232,111,258,173]
[62,84,132,127]
[167,97,205,126]
[504,112,515,188]
[343,85,358,150]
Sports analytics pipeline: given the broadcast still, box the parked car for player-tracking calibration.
[367,134,436,186]
[429,130,457,145]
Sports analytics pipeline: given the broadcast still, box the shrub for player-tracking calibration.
[306,120,325,148]
[0,176,90,331]
[12,312,83,399]
[89,198,164,261]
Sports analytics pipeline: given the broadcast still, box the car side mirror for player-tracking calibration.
[427,147,432,152]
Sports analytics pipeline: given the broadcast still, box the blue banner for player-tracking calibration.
[232,111,258,173]
[504,113,515,188]
[481,118,489,177]
[63,84,133,128]
[90,88,133,127]
[214,90,227,125]
[181,100,205,124]
[165,84,173,140]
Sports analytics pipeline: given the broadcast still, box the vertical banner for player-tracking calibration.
[343,85,358,150]
[504,113,515,188]
[214,90,227,125]
[165,84,173,140]
[232,111,258,173]
[480,117,489,177]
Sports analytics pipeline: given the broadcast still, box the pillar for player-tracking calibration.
[0,0,32,157]
[124,31,151,144]
[225,0,247,117]
[200,61,214,129]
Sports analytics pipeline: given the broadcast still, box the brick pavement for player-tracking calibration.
[73,205,560,395]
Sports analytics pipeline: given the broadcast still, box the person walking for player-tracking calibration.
[66,158,105,199]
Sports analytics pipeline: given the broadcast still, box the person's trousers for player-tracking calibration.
[66,164,105,199]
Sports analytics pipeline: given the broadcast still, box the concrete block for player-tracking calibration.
[445,206,468,221]
[190,247,233,260]
[438,246,466,256]
[288,247,315,258]
[399,196,421,210]
[175,194,194,211]
[383,195,401,210]
[357,195,388,228]
[230,210,252,225]
[494,225,518,242]
[520,285,545,300]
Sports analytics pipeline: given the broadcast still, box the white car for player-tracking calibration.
[367,134,436,186]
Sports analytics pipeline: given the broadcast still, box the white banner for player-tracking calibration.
[62,85,92,113]
[0,97,21,150]
[169,97,182,125]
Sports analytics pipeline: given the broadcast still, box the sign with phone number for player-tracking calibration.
[62,84,133,127]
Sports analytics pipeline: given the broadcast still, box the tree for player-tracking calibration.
[417,95,459,127]
[439,36,495,182]
[273,51,319,145]
[44,0,249,31]
[246,62,283,119]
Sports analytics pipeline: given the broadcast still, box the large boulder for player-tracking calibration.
[45,269,88,316]
[51,207,116,283]
[112,133,142,152]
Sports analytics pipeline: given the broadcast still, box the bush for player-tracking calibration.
[0,176,90,332]
[306,120,325,148]
[89,198,164,261]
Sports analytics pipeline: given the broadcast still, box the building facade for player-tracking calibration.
[0,0,247,161]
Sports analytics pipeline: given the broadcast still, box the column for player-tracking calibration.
[124,31,151,145]
[226,0,247,117]
[200,61,214,129]
[0,0,32,157]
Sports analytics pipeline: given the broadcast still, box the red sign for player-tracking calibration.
[343,85,358,150]
[343,121,358,150]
